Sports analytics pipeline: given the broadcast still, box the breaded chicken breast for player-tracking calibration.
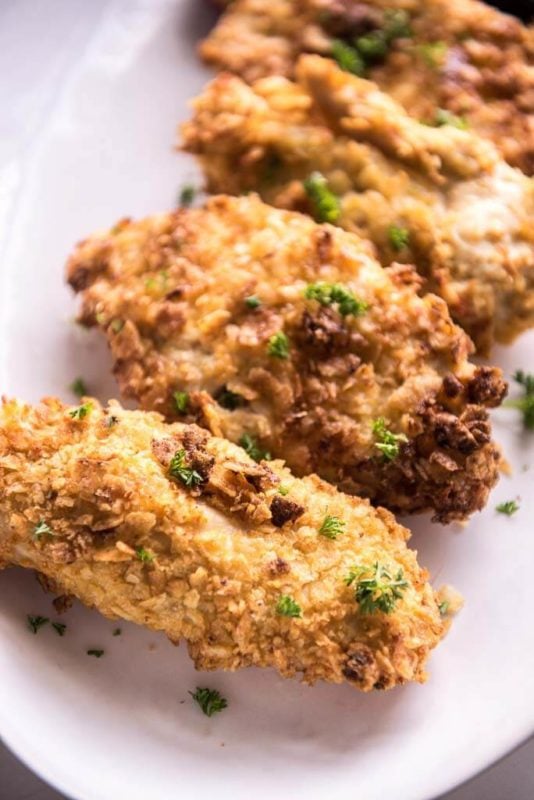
[0,397,448,691]
[181,56,534,353]
[200,0,534,175]
[67,195,505,522]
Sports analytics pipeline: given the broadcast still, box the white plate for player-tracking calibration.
[0,2,533,799]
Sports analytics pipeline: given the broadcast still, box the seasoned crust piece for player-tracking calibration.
[66,194,505,522]
[199,0,534,175]
[0,397,447,691]
[182,55,534,353]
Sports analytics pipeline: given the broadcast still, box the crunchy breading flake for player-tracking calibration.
[182,55,534,352]
[0,397,447,691]
[200,0,534,174]
[67,194,505,522]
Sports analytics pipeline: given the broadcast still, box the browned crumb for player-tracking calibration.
[0,397,447,691]
[181,55,534,353]
[200,0,534,174]
[66,194,506,522]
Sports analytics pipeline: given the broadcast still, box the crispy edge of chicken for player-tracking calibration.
[181,55,534,353]
[0,397,449,691]
[66,194,506,523]
[198,0,534,175]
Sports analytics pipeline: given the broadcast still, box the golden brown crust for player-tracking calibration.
[199,0,534,174]
[0,397,447,690]
[66,194,505,522]
[181,56,534,352]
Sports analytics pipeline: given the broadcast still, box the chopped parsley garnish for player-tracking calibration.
[433,108,468,129]
[305,282,367,317]
[169,449,203,487]
[331,11,410,74]
[245,295,261,309]
[438,600,450,616]
[136,546,155,563]
[331,39,365,76]
[70,377,88,397]
[190,687,228,717]
[345,563,408,614]
[417,41,447,68]
[110,318,124,333]
[87,649,104,658]
[33,520,54,540]
[276,595,302,618]
[69,402,93,420]
[239,433,271,463]
[105,414,119,428]
[319,515,345,540]
[27,615,49,634]
[278,485,290,496]
[496,500,520,516]
[388,225,410,251]
[113,628,122,636]
[179,185,196,207]
[383,9,411,40]
[173,390,189,415]
[303,171,341,224]
[52,622,67,637]
[215,386,244,410]
[267,331,290,359]
[504,370,534,429]
[355,30,388,61]
[372,418,407,461]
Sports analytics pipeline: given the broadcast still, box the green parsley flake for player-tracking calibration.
[304,172,340,224]
[105,414,119,428]
[33,520,54,540]
[434,108,468,129]
[383,9,411,40]
[245,295,261,309]
[417,41,447,68]
[496,500,520,516]
[190,687,228,717]
[331,39,365,76]
[278,485,290,496]
[345,562,408,614]
[438,600,450,616]
[52,622,67,637]
[267,331,290,359]
[169,449,203,488]
[113,628,122,636]
[503,370,534,429]
[110,318,124,333]
[319,515,345,540]
[239,433,271,463]
[355,30,388,61]
[69,402,93,421]
[173,390,189,415]
[388,225,410,251]
[136,547,155,563]
[276,595,302,618]
[27,615,49,634]
[215,386,244,410]
[179,185,196,207]
[305,282,367,317]
[87,649,104,658]
[372,418,408,461]
[70,377,88,397]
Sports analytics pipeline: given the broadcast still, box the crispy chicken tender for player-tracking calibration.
[200,0,534,174]
[0,397,447,690]
[66,194,505,522]
[182,55,534,353]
